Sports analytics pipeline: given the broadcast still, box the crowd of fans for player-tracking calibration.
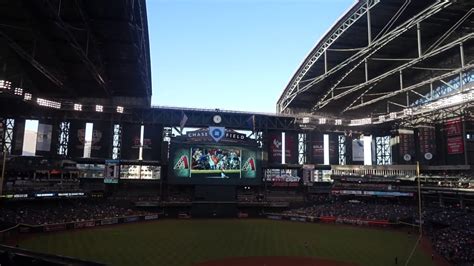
[424,208,474,265]
[283,201,417,221]
[0,200,154,226]
[281,200,474,265]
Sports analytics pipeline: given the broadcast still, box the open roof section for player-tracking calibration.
[277,0,474,119]
[0,0,151,107]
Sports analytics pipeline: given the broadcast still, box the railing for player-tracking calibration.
[0,214,160,243]
[265,213,395,227]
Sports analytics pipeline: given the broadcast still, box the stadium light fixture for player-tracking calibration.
[116,106,124,113]
[378,115,385,122]
[23,93,32,101]
[37,98,61,109]
[335,119,342,125]
[74,104,83,111]
[95,105,103,112]
[302,117,310,124]
[0,80,11,90]
[319,118,327,124]
[349,118,371,126]
[389,112,397,119]
[14,87,23,96]
[403,108,413,116]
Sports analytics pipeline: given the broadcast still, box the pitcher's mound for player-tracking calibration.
[195,256,357,266]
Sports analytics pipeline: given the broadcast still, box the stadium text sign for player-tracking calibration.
[186,128,246,143]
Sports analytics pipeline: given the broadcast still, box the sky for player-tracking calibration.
[147,0,355,113]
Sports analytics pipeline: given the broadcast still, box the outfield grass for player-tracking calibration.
[19,219,434,266]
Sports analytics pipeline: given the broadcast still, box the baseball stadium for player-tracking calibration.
[0,0,473,265]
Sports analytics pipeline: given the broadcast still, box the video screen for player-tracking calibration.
[120,165,161,180]
[191,147,241,175]
[170,144,259,185]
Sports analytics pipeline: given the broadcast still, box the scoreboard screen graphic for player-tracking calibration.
[170,144,259,185]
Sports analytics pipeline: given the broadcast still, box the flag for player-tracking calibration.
[245,115,256,132]
[179,112,188,133]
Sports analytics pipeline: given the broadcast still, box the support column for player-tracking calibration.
[367,2,372,45]
[364,59,369,82]
[430,83,434,100]
[460,43,465,91]
[399,70,404,90]
[324,50,328,74]
[416,23,422,57]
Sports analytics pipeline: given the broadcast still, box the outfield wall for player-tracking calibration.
[0,214,159,242]
[266,213,394,227]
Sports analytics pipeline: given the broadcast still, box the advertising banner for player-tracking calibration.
[142,125,163,161]
[90,121,112,159]
[124,216,140,223]
[74,221,96,229]
[186,128,247,144]
[447,136,464,154]
[36,123,53,152]
[445,118,462,137]
[417,126,436,162]
[68,121,86,158]
[11,118,25,155]
[144,214,159,220]
[101,219,119,225]
[309,133,324,165]
[0,118,4,156]
[352,139,364,161]
[398,129,415,163]
[120,124,142,160]
[329,134,338,164]
[43,224,66,232]
[267,131,283,164]
[284,132,298,164]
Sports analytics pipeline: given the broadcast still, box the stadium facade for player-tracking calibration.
[0,0,473,265]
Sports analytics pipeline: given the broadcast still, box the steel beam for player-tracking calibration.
[346,64,473,111]
[319,33,473,110]
[41,0,110,97]
[277,0,381,111]
[0,30,64,88]
[278,0,450,112]
[417,23,422,57]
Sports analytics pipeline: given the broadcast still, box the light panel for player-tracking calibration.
[23,93,32,101]
[37,98,61,109]
[74,104,82,111]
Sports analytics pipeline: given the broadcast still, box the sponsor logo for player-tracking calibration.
[403,154,411,161]
[174,155,189,170]
[91,130,102,145]
[242,157,256,172]
[272,138,282,149]
[124,216,140,223]
[144,214,159,220]
[209,127,225,142]
[101,219,118,225]
[424,152,433,160]
[77,129,102,145]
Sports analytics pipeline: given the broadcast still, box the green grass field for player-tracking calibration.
[19,219,434,266]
